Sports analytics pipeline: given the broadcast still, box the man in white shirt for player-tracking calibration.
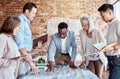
[98,4,120,79]
[47,22,78,71]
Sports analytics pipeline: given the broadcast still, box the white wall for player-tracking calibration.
[108,0,120,20]
[47,18,82,36]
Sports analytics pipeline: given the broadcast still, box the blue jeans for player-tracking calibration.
[108,56,120,79]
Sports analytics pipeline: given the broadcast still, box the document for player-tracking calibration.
[93,42,117,51]
[93,42,117,66]
[11,55,27,59]
[98,51,108,66]
[33,34,48,48]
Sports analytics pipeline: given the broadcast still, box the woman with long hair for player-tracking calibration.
[0,16,23,79]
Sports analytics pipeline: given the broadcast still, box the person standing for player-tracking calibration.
[47,22,78,71]
[0,16,22,79]
[98,4,120,79]
[79,16,105,79]
[13,2,38,77]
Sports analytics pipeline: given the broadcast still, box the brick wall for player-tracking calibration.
[0,0,108,53]
[0,0,107,36]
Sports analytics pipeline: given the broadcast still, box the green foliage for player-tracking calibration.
[38,58,45,64]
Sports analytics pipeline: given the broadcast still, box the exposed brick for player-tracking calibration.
[0,0,107,40]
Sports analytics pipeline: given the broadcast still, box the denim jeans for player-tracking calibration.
[108,56,120,79]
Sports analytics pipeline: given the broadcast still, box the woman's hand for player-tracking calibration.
[10,55,26,61]
[88,53,99,57]
[79,60,86,69]
[30,62,38,74]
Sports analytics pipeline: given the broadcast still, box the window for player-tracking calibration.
[108,0,120,20]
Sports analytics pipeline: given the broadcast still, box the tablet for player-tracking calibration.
[33,34,48,48]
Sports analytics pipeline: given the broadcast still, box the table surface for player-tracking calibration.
[19,66,98,79]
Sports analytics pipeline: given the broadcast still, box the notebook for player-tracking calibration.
[33,34,48,48]
[93,42,117,51]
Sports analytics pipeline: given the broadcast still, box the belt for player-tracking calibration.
[61,53,69,55]
[107,55,120,58]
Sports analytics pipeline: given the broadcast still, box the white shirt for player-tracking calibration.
[0,34,20,79]
[86,37,99,61]
[61,37,67,54]
[106,18,120,56]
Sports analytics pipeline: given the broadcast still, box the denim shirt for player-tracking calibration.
[13,13,32,51]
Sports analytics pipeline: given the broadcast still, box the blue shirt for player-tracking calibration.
[13,13,33,51]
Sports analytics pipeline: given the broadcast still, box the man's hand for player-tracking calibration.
[37,41,43,49]
[101,46,114,53]
[46,61,54,72]
[69,61,77,69]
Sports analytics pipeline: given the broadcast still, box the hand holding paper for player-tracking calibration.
[10,55,27,61]
[101,42,117,52]
[93,42,117,52]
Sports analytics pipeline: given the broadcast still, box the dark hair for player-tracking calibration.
[98,3,114,12]
[58,22,68,29]
[0,16,20,34]
[23,2,37,13]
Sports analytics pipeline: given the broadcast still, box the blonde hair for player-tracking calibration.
[81,16,95,33]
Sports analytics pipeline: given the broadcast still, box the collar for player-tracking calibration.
[20,13,30,23]
[108,17,117,26]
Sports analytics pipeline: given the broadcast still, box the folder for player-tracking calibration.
[93,42,117,51]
